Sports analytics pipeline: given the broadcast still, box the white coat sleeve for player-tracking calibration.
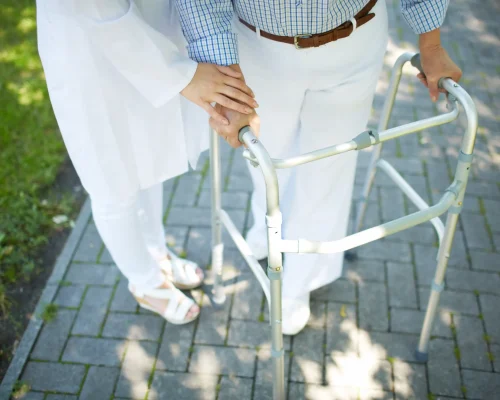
[76,0,198,108]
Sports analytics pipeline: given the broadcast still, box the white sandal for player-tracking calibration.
[159,249,204,290]
[129,283,200,325]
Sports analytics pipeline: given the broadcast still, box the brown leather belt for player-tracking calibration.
[239,0,378,49]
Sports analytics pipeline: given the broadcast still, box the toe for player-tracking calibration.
[195,267,204,282]
[186,304,200,320]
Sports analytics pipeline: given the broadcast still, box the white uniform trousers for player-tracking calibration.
[238,0,389,299]
[91,183,168,291]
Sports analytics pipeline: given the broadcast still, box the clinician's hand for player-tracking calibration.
[181,63,258,125]
[209,103,260,148]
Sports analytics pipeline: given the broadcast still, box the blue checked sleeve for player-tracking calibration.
[175,0,239,66]
[400,0,450,34]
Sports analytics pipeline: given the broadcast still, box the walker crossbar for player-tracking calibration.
[208,52,478,400]
[241,100,459,169]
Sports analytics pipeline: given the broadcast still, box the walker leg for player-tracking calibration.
[269,275,285,400]
[210,128,226,305]
[417,151,473,361]
[267,219,285,400]
[353,56,406,235]
[353,144,382,234]
[416,211,459,361]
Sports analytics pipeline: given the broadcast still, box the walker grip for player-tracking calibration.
[410,53,424,75]
[238,125,252,144]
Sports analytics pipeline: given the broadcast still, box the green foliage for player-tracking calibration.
[12,381,30,399]
[40,303,59,323]
[0,1,72,315]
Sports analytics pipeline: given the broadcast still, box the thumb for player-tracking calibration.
[250,117,261,137]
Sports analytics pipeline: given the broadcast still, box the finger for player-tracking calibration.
[427,77,440,102]
[214,94,253,114]
[201,102,229,125]
[250,118,261,138]
[216,65,243,79]
[418,79,429,89]
[417,74,429,87]
[209,117,222,132]
[220,85,258,108]
[223,76,255,98]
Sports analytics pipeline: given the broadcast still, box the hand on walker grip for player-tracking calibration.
[181,63,258,126]
[416,45,462,103]
[209,103,260,148]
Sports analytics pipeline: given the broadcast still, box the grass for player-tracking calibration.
[340,304,347,318]
[40,303,59,323]
[11,381,30,399]
[0,1,73,316]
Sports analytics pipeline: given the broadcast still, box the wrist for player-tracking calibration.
[419,29,442,51]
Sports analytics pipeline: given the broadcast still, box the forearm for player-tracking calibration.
[175,0,239,65]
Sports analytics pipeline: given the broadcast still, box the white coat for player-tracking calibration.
[36,0,208,201]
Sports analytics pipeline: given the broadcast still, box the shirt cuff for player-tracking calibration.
[187,32,239,66]
[401,0,449,35]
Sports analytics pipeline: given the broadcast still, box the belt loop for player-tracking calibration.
[350,17,357,32]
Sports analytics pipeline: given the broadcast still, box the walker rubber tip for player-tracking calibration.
[212,294,227,307]
[415,350,428,363]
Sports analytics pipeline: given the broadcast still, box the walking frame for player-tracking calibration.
[208,52,478,400]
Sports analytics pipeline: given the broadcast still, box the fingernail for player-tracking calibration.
[253,102,259,108]
[431,96,437,102]
[222,119,229,125]
[245,107,252,114]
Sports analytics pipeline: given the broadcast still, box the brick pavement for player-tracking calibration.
[3,0,500,398]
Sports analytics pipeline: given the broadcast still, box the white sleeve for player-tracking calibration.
[75,0,198,107]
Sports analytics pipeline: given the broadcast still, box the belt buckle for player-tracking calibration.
[294,34,312,50]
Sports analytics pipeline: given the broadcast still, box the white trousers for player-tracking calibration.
[91,183,167,291]
[237,0,389,298]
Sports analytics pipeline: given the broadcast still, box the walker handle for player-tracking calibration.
[238,125,252,144]
[411,53,446,89]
